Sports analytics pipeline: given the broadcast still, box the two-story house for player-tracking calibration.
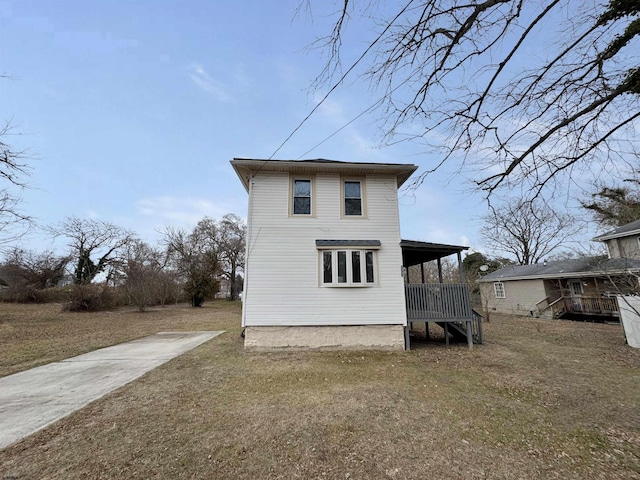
[231,158,481,350]
[593,219,640,260]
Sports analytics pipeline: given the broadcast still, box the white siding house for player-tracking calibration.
[231,158,417,349]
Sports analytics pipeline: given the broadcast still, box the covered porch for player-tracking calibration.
[401,240,483,349]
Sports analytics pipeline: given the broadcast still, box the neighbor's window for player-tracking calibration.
[343,180,363,216]
[493,282,505,298]
[292,179,312,215]
[321,249,377,286]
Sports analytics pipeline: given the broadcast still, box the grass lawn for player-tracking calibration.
[1,301,640,479]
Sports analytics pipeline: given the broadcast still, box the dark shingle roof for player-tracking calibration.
[315,240,381,247]
[479,256,640,282]
[593,219,640,241]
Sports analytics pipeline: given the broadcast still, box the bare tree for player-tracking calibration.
[122,240,167,312]
[163,218,220,307]
[0,122,32,245]
[217,213,246,300]
[481,199,582,265]
[305,0,639,198]
[48,217,134,284]
[0,248,70,289]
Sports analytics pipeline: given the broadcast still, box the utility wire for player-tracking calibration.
[268,1,415,160]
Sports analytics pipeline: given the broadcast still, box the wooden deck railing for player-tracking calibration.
[562,295,619,316]
[405,283,473,321]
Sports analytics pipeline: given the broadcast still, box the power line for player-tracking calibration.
[268,1,415,160]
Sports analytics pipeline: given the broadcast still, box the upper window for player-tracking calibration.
[321,249,376,286]
[342,178,365,217]
[292,178,312,215]
[493,282,505,298]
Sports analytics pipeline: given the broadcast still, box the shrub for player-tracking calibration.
[63,284,119,312]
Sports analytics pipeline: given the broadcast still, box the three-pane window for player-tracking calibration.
[322,249,376,286]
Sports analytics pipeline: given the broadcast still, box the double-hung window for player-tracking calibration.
[321,249,377,286]
[493,282,505,298]
[292,178,312,215]
[342,178,365,217]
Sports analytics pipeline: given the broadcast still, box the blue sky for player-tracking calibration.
[0,1,602,256]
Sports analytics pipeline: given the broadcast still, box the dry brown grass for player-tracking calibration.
[1,305,640,479]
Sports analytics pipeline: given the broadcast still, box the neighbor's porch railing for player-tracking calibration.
[540,295,620,318]
[562,295,619,316]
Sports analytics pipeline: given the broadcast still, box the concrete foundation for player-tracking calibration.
[244,325,405,350]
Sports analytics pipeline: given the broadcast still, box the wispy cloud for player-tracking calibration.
[136,196,234,227]
[188,64,233,102]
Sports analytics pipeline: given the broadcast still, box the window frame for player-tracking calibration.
[319,248,378,287]
[493,281,506,299]
[289,176,316,216]
[341,177,367,218]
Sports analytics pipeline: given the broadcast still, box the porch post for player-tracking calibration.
[437,258,443,284]
[404,325,411,351]
[421,262,425,284]
[466,320,473,348]
[457,252,465,283]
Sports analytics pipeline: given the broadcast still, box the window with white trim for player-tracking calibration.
[321,249,376,286]
[493,282,505,298]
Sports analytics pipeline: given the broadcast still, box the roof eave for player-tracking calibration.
[230,158,418,190]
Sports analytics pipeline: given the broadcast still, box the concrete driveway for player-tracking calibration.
[0,331,223,450]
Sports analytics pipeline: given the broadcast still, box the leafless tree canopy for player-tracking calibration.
[0,122,32,245]
[48,216,134,284]
[218,213,246,300]
[0,248,70,290]
[311,0,639,197]
[481,199,583,264]
[163,218,221,307]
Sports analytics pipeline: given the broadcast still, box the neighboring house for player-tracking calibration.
[231,158,481,350]
[479,219,640,319]
[593,219,640,260]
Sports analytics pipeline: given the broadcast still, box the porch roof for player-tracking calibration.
[478,256,640,282]
[400,240,469,267]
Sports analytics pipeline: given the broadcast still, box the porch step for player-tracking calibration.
[434,320,482,344]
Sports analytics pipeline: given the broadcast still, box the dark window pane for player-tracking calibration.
[345,198,362,216]
[337,251,347,283]
[352,251,361,283]
[293,197,310,215]
[294,180,311,197]
[365,251,374,283]
[323,251,332,284]
[344,181,361,198]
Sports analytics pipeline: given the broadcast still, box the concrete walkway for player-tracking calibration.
[0,331,223,450]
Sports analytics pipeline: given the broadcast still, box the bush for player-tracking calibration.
[63,284,120,312]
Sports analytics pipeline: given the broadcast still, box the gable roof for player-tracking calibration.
[593,219,640,241]
[478,256,640,282]
[230,158,418,192]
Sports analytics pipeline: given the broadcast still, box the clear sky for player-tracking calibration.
[0,0,599,256]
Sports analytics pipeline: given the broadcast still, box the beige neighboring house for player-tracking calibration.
[479,219,640,320]
[231,158,481,350]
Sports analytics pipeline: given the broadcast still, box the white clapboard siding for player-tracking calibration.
[243,171,407,327]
